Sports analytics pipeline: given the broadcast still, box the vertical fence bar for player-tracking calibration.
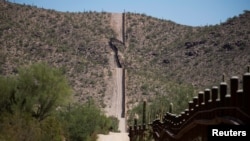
[129,126,133,141]
[225,93,231,106]
[198,91,204,106]
[198,91,204,111]
[142,101,146,130]
[243,67,250,114]
[231,76,239,107]
[184,109,189,122]
[189,101,194,117]
[211,86,219,112]
[193,97,199,114]
[204,89,211,105]
[166,113,172,126]
[163,113,167,124]
[181,111,186,123]
[204,88,211,115]
[236,90,244,108]
[220,80,227,107]
[174,115,179,127]
[134,118,137,134]
[169,114,175,127]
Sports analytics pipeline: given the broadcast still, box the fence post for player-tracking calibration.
[236,90,244,108]
[220,75,227,107]
[231,76,239,106]
[204,89,210,103]
[129,126,133,141]
[204,88,211,116]
[193,96,199,113]
[180,111,186,123]
[142,101,146,130]
[243,66,250,114]
[184,109,189,121]
[211,86,218,119]
[138,125,142,141]
[134,118,138,135]
[189,101,194,117]
[198,91,204,111]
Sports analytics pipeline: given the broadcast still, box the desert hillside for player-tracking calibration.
[1,1,250,113]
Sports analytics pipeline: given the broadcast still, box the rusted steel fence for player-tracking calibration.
[128,68,250,141]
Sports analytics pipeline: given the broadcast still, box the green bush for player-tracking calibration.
[16,63,71,120]
[57,101,119,141]
[0,62,118,141]
[0,62,70,140]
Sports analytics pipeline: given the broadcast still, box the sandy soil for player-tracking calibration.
[110,13,123,42]
[104,68,126,132]
[97,132,129,141]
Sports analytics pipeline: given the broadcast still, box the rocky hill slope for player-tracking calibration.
[1,1,250,112]
[0,1,115,107]
[122,11,250,107]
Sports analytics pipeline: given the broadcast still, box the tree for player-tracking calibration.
[0,62,72,121]
[18,63,72,120]
[0,62,71,140]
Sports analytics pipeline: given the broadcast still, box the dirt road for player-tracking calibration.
[98,13,129,141]
[110,13,123,42]
[105,13,126,132]
[105,68,126,132]
[97,132,129,141]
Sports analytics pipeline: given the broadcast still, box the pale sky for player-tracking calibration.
[8,0,250,26]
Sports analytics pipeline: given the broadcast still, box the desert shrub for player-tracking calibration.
[0,62,70,141]
[57,100,119,141]
[127,84,195,125]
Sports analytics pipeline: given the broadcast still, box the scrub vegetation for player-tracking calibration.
[0,63,118,141]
